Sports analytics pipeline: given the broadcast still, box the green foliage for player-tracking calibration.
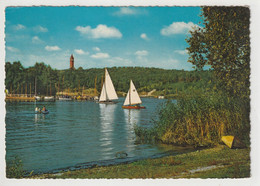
[6,156,25,178]
[136,93,250,147]
[134,124,157,143]
[186,6,250,99]
[5,62,215,96]
[5,62,58,96]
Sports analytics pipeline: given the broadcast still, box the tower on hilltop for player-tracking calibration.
[70,54,74,69]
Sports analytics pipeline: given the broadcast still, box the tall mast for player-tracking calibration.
[62,76,64,96]
[104,68,106,85]
[129,80,131,105]
[94,76,97,96]
[35,77,37,96]
[101,75,103,91]
[104,68,108,101]
[30,83,31,97]
[78,80,80,93]
[58,81,60,96]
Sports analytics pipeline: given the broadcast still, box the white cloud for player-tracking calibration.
[135,50,148,61]
[6,46,20,52]
[140,33,149,41]
[13,24,26,30]
[114,7,137,16]
[113,7,147,16]
[161,22,200,36]
[74,49,89,55]
[135,50,148,56]
[45,45,61,51]
[91,52,110,59]
[166,58,193,70]
[75,24,122,39]
[107,57,133,66]
[92,47,101,52]
[168,58,179,64]
[32,36,43,44]
[174,49,188,55]
[33,25,48,32]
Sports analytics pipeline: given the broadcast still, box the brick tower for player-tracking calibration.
[70,54,74,69]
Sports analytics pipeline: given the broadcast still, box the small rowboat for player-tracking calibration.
[35,110,49,114]
[41,110,49,114]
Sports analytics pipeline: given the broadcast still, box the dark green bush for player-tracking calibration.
[6,156,25,178]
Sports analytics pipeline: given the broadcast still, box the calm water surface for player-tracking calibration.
[6,98,192,173]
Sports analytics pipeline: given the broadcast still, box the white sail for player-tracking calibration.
[123,80,142,106]
[104,69,118,100]
[99,68,118,101]
[123,90,130,106]
[99,84,107,102]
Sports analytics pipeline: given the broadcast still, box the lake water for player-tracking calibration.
[6,98,193,174]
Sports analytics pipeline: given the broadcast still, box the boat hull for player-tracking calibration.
[44,96,55,102]
[35,110,49,114]
[122,105,146,109]
[98,101,118,104]
[42,110,49,114]
[35,96,42,101]
[58,97,72,101]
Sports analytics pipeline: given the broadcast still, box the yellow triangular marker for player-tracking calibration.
[221,136,234,148]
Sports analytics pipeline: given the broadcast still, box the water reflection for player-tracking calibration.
[124,109,140,127]
[123,109,141,153]
[34,113,45,123]
[99,104,117,158]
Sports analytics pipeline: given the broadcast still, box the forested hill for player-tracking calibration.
[5,62,215,97]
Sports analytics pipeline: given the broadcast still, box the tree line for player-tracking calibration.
[5,62,215,97]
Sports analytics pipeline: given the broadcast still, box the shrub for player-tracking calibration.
[135,93,250,147]
[6,156,25,178]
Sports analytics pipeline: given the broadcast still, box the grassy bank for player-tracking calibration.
[31,145,250,179]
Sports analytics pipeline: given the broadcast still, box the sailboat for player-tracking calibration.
[44,82,55,101]
[98,68,118,104]
[122,80,145,109]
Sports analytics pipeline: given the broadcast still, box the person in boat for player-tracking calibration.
[35,107,41,112]
[42,106,46,111]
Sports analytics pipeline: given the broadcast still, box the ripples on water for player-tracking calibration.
[6,98,192,173]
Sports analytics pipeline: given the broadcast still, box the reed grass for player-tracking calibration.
[135,93,250,147]
[6,156,25,178]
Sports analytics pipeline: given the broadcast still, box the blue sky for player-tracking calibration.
[5,6,202,70]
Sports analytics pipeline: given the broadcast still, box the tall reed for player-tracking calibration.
[135,93,250,147]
